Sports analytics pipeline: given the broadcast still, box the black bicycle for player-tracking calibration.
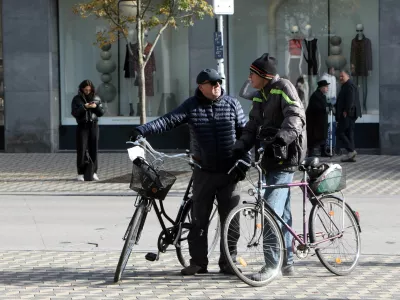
[114,138,220,283]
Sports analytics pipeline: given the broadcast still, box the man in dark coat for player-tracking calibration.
[336,69,362,162]
[130,68,250,276]
[306,80,329,156]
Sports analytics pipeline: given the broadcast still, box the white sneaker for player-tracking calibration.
[77,175,84,181]
[93,173,99,181]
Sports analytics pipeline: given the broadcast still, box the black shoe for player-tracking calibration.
[181,264,208,276]
[281,264,295,276]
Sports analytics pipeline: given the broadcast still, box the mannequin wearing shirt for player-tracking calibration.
[300,24,321,103]
[285,25,302,84]
[123,28,137,116]
[350,23,372,113]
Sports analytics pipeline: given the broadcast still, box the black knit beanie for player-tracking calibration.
[250,53,277,80]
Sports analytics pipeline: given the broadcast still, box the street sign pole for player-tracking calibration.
[213,0,233,92]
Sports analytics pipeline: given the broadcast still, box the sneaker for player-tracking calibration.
[251,266,280,282]
[93,173,99,181]
[282,264,295,276]
[77,175,84,181]
[181,264,208,276]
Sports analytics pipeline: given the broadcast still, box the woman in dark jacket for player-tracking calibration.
[306,80,329,156]
[71,80,105,181]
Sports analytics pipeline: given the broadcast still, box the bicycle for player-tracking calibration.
[222,148,361,287]
[114,138,220,283]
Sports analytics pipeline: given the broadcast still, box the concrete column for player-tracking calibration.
[379,0,400,155]
[2,0,59,152]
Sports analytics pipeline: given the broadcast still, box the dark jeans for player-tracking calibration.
[188,168,241,269]
[76,122,99,175]
[336,117,356,152]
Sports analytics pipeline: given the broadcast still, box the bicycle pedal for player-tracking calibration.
[145,252,158,262]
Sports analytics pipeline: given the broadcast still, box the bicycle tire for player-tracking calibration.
[222,203,285,287]
[114,199,147,282]
[309,195,361,276]
[176,200,220,268]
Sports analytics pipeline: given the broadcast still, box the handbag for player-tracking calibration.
[84,151,94,181]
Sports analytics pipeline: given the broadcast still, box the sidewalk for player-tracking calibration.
[0,153,399,195]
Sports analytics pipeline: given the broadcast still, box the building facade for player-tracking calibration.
[0,0,399,154]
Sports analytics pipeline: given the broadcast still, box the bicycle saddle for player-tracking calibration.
[300,157,320,168]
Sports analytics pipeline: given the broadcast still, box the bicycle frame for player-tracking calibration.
[233,149,345,253]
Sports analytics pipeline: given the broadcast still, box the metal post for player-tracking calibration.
[216,15,226,91]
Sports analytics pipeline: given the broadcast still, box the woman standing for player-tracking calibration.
[71,80,105,181]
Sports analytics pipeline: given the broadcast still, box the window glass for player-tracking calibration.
[59,0,190,125]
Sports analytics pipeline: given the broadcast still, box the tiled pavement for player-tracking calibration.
[0,251,398,299]
[0,153,400,195]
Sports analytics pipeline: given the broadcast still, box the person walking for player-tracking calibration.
[336,69,362,162]
[71,80,105,181]
[306,80,329,156]
[130,68,250,276]
[232,53,307,281]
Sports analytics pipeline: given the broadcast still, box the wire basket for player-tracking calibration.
[129,157,176,200]
[309,164,346,196]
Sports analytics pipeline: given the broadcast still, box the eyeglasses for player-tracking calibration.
[201,80,221,86]
[356,29,363,32]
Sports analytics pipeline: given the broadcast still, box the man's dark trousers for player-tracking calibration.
[188,168,240,269]
[336,117,356,152]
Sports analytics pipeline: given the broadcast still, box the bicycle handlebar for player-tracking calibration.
[126,138,202,169]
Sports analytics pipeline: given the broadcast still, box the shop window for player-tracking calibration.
[229,0,378,121]
[59,0,190,125]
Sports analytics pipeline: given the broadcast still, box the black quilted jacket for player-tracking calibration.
[136,89,249,173]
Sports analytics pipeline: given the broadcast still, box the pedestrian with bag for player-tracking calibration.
[232,53,307,281]
[71,80,105,181]
[130,68,250,276]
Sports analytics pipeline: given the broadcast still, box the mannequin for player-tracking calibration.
[300,24,321,102]
[350,23,372,113]
[123,28,137,116]
[124,29,156,116]
[285,25,302,84]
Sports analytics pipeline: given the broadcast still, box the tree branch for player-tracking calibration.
[141,0,152,19]
[143,19,169,67]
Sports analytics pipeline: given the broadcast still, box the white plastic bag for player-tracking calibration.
[128,146,145,162]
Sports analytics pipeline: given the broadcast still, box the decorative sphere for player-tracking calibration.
[100,51,112,60]
[330,36,342,46]
[101,74,112,83]
[330,45,341,55]
[97,83,117,103]
[326,55,347,70]
[101,44,112,51]
[96,59,116,74]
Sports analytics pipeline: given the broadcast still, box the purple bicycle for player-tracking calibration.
[223,148,361,287]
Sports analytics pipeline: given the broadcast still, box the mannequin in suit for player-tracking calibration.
[350,23,372,113]
[300,24,321,104]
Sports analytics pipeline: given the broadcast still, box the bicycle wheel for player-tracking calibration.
[222,203,285,287]
[114,199,147,282]
[176,200,220,268]
[309,195,361,275]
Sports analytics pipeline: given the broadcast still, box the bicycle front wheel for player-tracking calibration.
[114,199,147,282]
[176,200,220,268]
[222,203,285,287]
[309,195,361,275]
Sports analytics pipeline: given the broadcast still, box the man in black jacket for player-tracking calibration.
[232,53,307,281]
[306,80,329,156]
[130,68,249,275]
[336,69,362,162]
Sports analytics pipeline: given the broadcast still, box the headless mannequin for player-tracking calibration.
[285,25,302,84]
[126,28,136,116]
[351,23,372,113]
[300,24,321,104]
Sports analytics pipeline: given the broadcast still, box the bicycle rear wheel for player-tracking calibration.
[222,203,285,287]
[114,199,147,282]
[176,200,220,268]
[309,195,361,275]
